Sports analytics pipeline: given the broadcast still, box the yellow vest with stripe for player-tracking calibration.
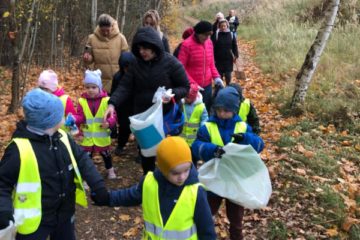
[59,95,69,132]
[12,129,87,235]
[238,99,251,122]
[142,172,199,240]
[180,103,205,146]
[79,97,111,147]
[205,121,247,146]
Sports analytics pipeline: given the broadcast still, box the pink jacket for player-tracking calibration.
[74,90,117,152]
[178,34,220,88]
[52,87,76,117]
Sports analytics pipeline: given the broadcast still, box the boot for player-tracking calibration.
[107,167,116,179]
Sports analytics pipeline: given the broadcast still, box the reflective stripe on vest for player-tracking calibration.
[205,121,247,146]
[180,103,205,146]
[59,95,69,132]
[238,99,250,122]
[79,97,111,147]
[142,172,199,240]
[12,129,87,234]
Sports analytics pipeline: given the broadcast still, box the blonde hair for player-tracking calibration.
[143,9,163,38]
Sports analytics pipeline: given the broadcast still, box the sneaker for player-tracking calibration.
[107,167,117,179]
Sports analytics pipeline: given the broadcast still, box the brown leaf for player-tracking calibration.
[295,168,306,176]
[303,150,315,158]
[354,144,360,152]
[119,214,131,221]
[326,227,339,237]
[342,217,360,232]
[311,176,331,183]
[123,227,139,238]
[341,140,352,146]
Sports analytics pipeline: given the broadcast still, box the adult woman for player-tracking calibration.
[212,18,239,85]
[178,21,223,112]
[142,9,170,53]
[83,14,129,93]
[104,26,189,174]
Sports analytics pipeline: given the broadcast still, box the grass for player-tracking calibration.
[268,220,288,240]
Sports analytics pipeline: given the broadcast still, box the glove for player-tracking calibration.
[214,147,225,158]
[214,77,224,88]
[232,133,244,143]
[64,113,76,127]
[0,212,14,230]
[90,187,110,206]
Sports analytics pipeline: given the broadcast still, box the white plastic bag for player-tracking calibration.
[129,87,166,157]
[198,143,272,209]
[0,221,16,240]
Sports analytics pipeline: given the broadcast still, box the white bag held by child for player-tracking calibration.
[0,221,16,240]
[198,143,272,209]
[129,87,166,157]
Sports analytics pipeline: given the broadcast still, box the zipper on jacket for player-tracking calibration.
[202,45,206,87]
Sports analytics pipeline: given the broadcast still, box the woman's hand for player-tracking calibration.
[103,105,115,122]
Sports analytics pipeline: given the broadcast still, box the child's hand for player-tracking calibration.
[64,113,76,126]
[90,187,110,206]
[101,121,110,129]
[214,147,225,158]
[232,133,244,143]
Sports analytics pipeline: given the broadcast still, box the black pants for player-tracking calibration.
[116,99,133,150]
[219,70,232,85]
[16,217,75,240]
[90,150,112,169]
[140,154,156,175]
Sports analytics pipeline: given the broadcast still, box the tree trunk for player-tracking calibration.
[91,0,97,30]
[120,0,127,33]
[290,0,340,110]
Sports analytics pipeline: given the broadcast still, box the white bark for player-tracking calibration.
[91,0,97,30]
[120,0,127,33]
[291,0,340,109]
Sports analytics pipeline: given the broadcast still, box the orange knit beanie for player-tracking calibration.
[156,136,192,176]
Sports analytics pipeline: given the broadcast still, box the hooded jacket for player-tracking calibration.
[85,18,129,92]
[109,26,190,115]
[0,121,105,226]
[109,165,216,240]
[110,52,135,95]
[178,34,220,88]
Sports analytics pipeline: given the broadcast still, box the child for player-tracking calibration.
[110,52,135,156]
[173,27,194,58]
[92,136,216,239]
[192,87,264,240]
[0,88,108,239]
[228,83,261,134]
[70,69,117,179]
[180,83,208,164]
[38,69,76,132]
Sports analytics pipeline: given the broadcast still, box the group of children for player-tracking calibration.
[0,10,266,240]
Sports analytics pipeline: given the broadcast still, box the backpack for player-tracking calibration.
[163,100,184,136]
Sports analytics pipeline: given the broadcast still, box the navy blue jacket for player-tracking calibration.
[192,114,264,161]
[109,165,216,240]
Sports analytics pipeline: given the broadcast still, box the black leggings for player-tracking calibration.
[90,150,113,169]
[116,99,133,149]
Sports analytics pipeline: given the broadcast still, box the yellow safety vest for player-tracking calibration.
[180,103,205,146]
[142,172,199,240]
[59,95,69,132]
[205,121,247,146]
[238,99,251,122]
[79,97,111,147]
[12,129,87,235]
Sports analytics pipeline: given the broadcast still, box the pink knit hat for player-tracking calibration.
[186,83,199,102]
[38,70,58,92]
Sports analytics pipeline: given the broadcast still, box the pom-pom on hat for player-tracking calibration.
[84,69,102,89]
[194,21,213,34]
[38,70,58,92]
[156,136,192,176]
[22,88,64,130]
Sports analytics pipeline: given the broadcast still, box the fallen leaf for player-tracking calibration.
[295,168,306,176]
[311,176,331,183]
[354,144,360,152]
[123,227,139,238]
[119,214,131,221]
[342,217,360,232]
[303,150,315,158]
[341,140,352,146]
[326,227,338,237]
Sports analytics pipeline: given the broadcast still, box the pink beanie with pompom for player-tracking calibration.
[38,70,58,92]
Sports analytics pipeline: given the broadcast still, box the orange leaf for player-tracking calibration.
[119,214,131,221]
[123,227,139,238]
[341,140,352,146]
[326,227,339,237]
[342,217,360,232]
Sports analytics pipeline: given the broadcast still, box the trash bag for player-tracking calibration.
[129,93,165,157]
[198,143,272,209]
[0,221,16,240]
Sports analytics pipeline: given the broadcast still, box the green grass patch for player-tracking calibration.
[189,0,240,21]
[268,220,288,240]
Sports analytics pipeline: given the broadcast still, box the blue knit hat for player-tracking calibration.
[84,69,102,89]
[213,87,240,113]
[22,88,64,130]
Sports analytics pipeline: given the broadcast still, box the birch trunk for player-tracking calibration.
[91,0,98,30]
[290,0,340,110]
[120,0,127,33]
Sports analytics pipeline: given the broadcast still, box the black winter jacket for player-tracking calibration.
[109,26,190,115]
[212,31,239,73]
[0,121,105,227]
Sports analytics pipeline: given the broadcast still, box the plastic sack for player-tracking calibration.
[198,143,272,209]
[129,88,166,157]
[0,221,16,240]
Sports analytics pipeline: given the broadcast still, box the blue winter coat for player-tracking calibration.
[109,165,216,240]
[192,114,264,161]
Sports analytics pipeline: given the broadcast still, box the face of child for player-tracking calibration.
[184,97,194,104]
[219,22,228,31]
[139,46,156,61]
[166,162,192,186]
[85,84,100,98]
[144,16,155,28]
[39,86,52,93]
[100,26,111,37]
[216,107,234,119]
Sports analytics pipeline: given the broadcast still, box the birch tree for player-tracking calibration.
[290,0,340,110]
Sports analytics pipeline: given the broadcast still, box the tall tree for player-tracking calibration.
[290,0,340,111]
